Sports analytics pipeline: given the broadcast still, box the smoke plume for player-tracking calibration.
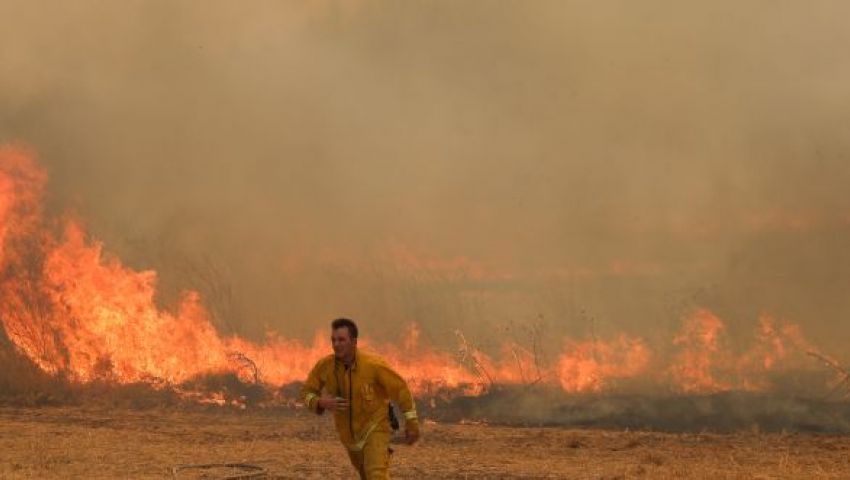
[2,1,850,362]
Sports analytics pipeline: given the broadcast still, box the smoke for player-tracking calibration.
[2,1,850,358]
[433,387,850,433]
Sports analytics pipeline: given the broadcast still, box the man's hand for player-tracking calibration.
[404,419,420,445]
[317,395,350,412]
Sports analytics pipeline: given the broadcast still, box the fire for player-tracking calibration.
[669,309,731,393]
[0,145,827,402]
[0,146,333,389]
[558,335,651,392]
[668,309,811,393]
[370,324,487,395]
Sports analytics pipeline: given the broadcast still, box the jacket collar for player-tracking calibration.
[334,347,359,371]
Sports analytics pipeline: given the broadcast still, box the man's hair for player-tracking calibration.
[331,318,359,339]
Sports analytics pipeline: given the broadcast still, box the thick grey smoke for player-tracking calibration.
[2,1,850,356]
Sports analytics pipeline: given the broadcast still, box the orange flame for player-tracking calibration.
[558,335,651,392]
[668,309,811,393]
[669,309,730,393]
[0,145,826,401]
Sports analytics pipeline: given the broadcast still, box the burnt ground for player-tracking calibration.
[426,388,850,434]
[2,405,850,479]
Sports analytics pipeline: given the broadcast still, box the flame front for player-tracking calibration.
[0,146,824,399]
[558,336,651,393]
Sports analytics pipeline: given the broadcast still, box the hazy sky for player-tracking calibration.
[2,1,850,353]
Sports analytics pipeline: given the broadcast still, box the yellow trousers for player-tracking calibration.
[346,430,391,479]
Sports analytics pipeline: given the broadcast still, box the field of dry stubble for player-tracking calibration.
[1,406,850,479]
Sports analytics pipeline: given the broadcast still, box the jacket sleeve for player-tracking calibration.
[375,361,417,425]
[301,358,327,415]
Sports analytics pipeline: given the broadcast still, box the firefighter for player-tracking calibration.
[301,318,420,479]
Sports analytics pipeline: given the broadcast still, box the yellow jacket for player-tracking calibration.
[301,349,418,451]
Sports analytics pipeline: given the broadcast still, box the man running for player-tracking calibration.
[301,318,420,479]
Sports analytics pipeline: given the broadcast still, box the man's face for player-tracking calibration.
[331,327,356,360]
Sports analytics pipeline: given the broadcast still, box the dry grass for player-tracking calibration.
[1,406,850,479]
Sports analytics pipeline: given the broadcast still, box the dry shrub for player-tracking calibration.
[74,381,181,410]
[180,372,271,407]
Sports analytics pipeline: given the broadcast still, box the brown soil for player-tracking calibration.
[1,406,849,479]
